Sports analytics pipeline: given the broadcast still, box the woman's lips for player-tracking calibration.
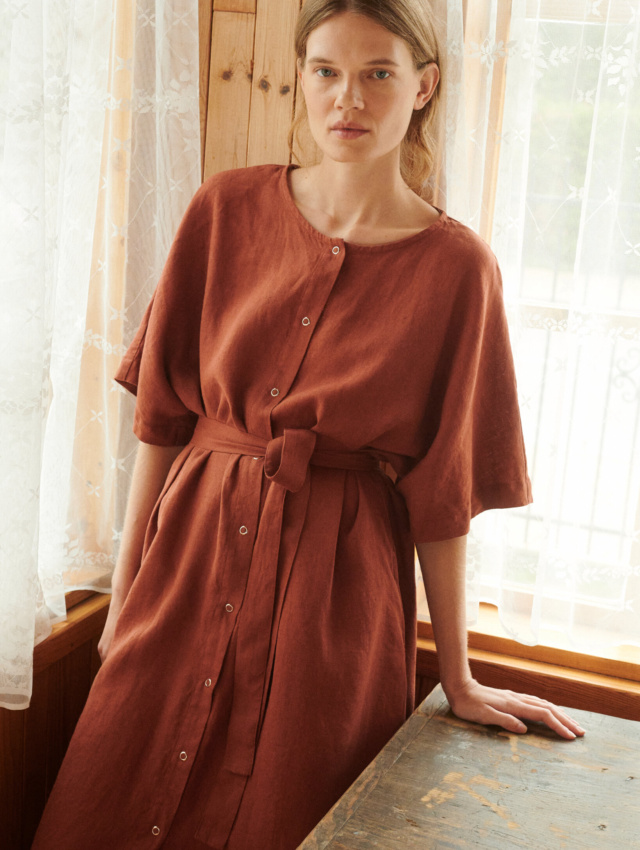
[331,128,369,139]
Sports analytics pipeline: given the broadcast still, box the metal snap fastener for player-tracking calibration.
[225,603,234,612]
[239,525,248,535]
[152,826,160,836]
[301,316,311,326]
[204,678,212,687]
[270,387,279,397]
[179,751,188,761]
[332,245,340,254]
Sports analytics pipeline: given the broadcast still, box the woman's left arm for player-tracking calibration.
[416,535,585,740]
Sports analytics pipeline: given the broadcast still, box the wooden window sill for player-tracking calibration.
[417,615,640,722]
[33,593,111,676]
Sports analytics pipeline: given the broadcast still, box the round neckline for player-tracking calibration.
[281,163,448,252]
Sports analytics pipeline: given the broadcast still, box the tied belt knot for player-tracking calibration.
[191,416,380,491]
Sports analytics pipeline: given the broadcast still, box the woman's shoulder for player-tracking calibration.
[425,211,503,298]
[196,163,284,205]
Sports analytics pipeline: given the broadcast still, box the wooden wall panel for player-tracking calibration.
[204,11,256,176]
[0,599,108,850]
[246,0,299,166]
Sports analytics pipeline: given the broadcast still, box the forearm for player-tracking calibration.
[415,535,472,696]
[111,441,185,602]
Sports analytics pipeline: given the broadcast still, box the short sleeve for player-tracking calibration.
[114,183,213,446]
[395,254,533,544]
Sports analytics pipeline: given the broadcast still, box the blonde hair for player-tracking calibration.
[288,0,444,197]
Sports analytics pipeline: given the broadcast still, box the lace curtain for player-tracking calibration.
[0,0,200,710]
[423,0,640,650]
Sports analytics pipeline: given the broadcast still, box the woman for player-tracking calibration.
[32,1,584,848]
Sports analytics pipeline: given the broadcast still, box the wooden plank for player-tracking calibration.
[0,703,25,850]
[203,11,256,176]
[32,593,110,675]
[199,0,214,174]
[303,685,640,848]
[21,667,52,849]
[246,0,299,166]
[418,615,640,684]
[417,638,640,722]
[215,0,256,11]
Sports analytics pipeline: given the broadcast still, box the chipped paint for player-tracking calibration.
[421,772,520,830]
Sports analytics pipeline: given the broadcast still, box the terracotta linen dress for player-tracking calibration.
[32,163,533,850]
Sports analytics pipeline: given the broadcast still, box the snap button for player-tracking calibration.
[225,603,234,612]
[179,751,188,761]
[301,316,311,326]
[204,678,212,687]
[239,525,248,535]
[271,387,280,397]
[332,245,340,255]
[152,826,160,836]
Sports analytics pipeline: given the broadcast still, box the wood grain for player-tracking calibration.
[302,684,640,849]
[203,10,256,176]
[1,604,105,850]
[246,0,299,166]
[214,0,256,11]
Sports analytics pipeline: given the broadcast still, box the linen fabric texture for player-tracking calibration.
[32,163,532,850]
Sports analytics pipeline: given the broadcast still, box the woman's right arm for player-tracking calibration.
[97,441,186,662]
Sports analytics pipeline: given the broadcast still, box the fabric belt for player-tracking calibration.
[187,416,381,847]
[191,416,380,488]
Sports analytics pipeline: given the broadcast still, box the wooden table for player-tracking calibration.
[300,684,640,849]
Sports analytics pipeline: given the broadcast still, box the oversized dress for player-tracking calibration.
[32,163,533,850]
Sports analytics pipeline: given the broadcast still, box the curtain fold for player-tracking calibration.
[0,0,200,710]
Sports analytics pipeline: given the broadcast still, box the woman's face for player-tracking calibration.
[297,11,439,166]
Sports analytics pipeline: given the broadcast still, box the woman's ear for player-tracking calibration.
[296,57,304,90]
[414,62,439,111]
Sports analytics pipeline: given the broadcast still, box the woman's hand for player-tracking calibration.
[444,678,586,740]
[97,596,125,664]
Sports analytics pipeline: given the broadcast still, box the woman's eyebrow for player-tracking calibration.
[307,56,400,66]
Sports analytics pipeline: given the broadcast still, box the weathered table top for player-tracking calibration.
[300,684,640,849]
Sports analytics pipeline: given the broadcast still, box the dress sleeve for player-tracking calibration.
[395,254,533,544]
[113,182,212,446]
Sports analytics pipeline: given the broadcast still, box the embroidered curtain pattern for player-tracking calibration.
[0,0,200,710]
[422,0,640,650]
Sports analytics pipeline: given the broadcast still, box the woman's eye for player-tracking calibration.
[316,68,333,78]
[373,70,391,80]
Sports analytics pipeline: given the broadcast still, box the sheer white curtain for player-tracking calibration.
[425,0,640,650]
[0,0,200,710]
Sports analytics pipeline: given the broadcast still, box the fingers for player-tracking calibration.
[481,706,528,734]
[501,696,585,739]
[447,683,587,740]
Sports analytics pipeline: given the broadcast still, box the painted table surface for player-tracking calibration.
[299,684,640,849]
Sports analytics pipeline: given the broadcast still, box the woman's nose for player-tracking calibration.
[334,77,363,109]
